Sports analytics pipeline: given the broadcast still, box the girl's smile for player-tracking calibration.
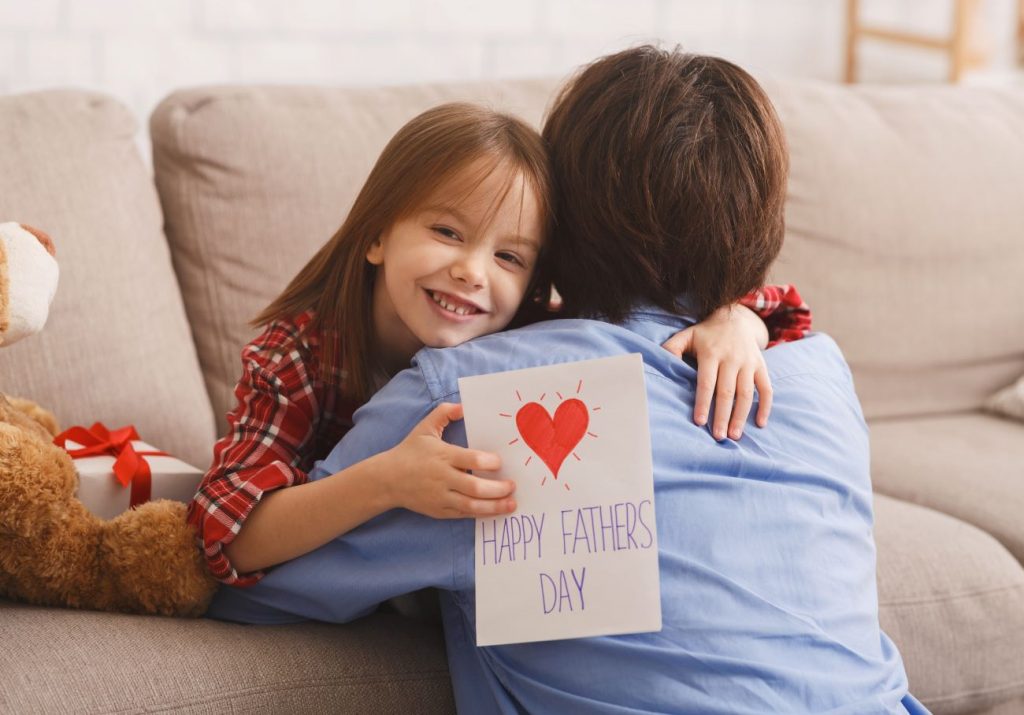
[425,289,486,319]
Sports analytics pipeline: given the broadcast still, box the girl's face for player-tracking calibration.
[367,160,544,371]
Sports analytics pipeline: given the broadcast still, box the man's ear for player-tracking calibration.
[366,237,384,266]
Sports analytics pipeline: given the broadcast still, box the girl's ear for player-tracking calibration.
[366,237,384,266]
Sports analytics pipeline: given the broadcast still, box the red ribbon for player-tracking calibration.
[53,423,168,509]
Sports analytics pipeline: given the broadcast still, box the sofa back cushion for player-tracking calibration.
[152,79,1024,425]
[0,90,216,467]
[151,80,557,428]
[767,80,1024,419]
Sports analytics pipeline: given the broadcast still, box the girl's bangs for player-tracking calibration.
[412,153,545,241]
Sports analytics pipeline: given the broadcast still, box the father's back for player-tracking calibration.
[424,309,919,714]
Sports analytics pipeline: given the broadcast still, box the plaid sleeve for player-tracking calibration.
[186,321,321,587]
[739,284,812,348]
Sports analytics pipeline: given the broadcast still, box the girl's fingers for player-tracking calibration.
[712,362,739,441]
[451,471,515,499]
[728,367,756,440]
[447,445,501,472]
[449,492,517,517]
[661,327,694,359]
[693,356,718,426]
[416,402,464,437]
[754,367,773,427]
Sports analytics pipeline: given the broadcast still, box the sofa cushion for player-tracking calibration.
[0,601,453,713]
[766,80,1024,420]
[874,494,1024,715]
[0,90,216,468]
[870,412,1024,565]
[150,80,558,429]
[986,374,1024,422]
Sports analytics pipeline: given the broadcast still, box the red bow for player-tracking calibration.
[54,423,168,509]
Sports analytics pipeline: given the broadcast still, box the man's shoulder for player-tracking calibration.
[763,332,852,383]
[412,319,639,400]
[761,332,864,427]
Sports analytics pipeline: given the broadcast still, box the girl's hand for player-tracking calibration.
[382,402,516,519]
[662,304,773,441]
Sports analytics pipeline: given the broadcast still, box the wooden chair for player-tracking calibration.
[1018,0,1024,65]
[845,0,986,83]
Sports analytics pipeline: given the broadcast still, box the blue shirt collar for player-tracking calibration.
[615,300,699,344]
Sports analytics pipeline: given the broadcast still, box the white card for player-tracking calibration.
[459,353,661,646]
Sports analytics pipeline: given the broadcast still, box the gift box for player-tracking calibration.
[54,423,204,520]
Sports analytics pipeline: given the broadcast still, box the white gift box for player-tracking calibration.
[65,438,204,520]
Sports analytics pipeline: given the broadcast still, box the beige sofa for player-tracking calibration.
[0,76,1022,714]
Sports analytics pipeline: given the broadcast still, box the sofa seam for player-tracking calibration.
[92,669,453,714]
[922,675,1024,706]
[167,102,234,426]
[879,581,1024,607]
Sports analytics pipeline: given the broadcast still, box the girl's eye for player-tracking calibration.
[496,251,525,268]
[432,226,461,241]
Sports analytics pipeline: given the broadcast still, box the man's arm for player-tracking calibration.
[205,367,474,625]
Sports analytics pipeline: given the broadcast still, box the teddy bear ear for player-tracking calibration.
[20,224,56,257]
[0,236,9,345]
[0,222,60,347]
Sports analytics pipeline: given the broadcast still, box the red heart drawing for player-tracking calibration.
[515,398,589,479]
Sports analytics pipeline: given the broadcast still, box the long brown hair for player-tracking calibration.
[254,103,553,402]
[542,46,788,321]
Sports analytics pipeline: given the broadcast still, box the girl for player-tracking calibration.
[187,102,809,585]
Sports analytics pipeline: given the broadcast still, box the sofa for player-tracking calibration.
[0,74,1022,714]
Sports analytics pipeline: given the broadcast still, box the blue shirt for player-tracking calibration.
[208,306,928,715]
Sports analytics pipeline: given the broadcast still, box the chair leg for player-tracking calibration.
[845,0,860,83]
[1018,0,1024,66]
[950,0,973,82]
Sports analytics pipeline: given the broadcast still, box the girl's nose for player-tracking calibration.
[450,252,487,288]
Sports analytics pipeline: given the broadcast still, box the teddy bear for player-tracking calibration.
[0,222,217,616]
[0,221,58,346]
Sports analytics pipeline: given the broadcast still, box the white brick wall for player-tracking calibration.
[545,0,659,36]
[414,0,540,35]
[0,0,1018,150]
[67,0,191,32]
[0,0,60,30]
[21,36,96,91]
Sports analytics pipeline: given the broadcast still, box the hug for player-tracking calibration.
[197,47,925,713]
[10,36,1022,713]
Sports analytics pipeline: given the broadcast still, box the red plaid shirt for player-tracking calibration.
[740,283,812,347]
[186,311,360,586]
[189,285,811,586]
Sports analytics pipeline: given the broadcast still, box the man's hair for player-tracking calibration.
[542,45,788,321]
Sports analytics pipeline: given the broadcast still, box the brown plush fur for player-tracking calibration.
[6,396,60,437]
[0,236,9,342]
[0,395,217,616]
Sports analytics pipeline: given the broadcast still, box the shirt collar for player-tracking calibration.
[615,300,699,343]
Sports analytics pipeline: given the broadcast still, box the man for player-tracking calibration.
[209,46,926,714]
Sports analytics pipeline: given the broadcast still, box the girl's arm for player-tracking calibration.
[661,284,812,441]
[738,284,812,347]
[224,403,514,574]
[188,317,330,587]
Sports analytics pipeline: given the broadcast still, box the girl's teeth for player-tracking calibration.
[431,291,474,315]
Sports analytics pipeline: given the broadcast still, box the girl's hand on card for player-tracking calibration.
[382,402,516,519]
[661,304,773,441]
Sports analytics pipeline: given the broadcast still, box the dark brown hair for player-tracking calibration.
[253,103,553,402]
[541,45,788,321]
